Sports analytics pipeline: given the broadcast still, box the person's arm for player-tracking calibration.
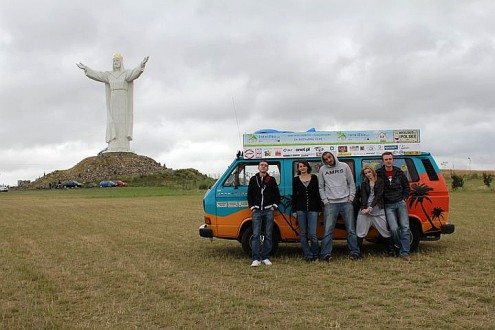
[360,182,368,209]
[370,179,384,208]
[311,175,322,212]
[347,167,356,203]
[271,177,281,209]
[318,170,328,205]
[291,177,298,212]
[247,177,256,210]
[399,170,410,201]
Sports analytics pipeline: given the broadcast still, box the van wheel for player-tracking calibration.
[241,227,253,256]
[240,225,280,257]
[409,220,421,252]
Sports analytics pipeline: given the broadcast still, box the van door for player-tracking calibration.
[215,161,281,237]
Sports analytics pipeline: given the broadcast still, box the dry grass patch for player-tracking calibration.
[0,189,493,328]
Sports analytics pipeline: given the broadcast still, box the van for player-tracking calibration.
[199,129,455,255]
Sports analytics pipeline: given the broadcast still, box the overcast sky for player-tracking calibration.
[1,0,494,186]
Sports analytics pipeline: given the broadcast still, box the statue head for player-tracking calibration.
[113,53,124,71]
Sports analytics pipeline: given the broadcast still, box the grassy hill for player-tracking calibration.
[31,152,215,190]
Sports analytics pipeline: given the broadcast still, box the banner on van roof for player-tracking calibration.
[242,129,421,159]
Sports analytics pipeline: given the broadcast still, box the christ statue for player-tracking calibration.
[77,54,149,153]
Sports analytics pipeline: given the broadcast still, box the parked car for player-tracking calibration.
[99,180,117,187]
[0,185,9,192]
[63,180,83,188]
[114,180,128,186]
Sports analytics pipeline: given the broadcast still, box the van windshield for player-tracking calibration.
[223,162,281,187]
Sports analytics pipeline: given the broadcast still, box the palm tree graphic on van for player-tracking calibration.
[408,183,444,231]
[431,207,446,227]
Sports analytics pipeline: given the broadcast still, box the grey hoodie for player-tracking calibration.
[318,151,356,204]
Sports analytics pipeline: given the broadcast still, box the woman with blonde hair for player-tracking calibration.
[357,166,395,256]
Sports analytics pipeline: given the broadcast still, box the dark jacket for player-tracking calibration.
[247,173,281,210]
[376,166,410,204]
[360,178,385,210]
[292,175,321,212]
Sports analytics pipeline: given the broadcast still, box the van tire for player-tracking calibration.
[409,220,421,252]
[241,227,253,256]
[240,225,279,257]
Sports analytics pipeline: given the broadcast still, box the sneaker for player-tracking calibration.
[322,255,333,262]
[251,260,261,267]
[262,259,272,266]
[400,255,411,262]
[349,254,359,261]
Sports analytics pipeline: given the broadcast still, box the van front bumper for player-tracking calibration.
[441,224,455,235]
[199,224,214,238]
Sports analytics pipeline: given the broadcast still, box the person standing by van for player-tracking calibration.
[356,166,395,256]
[318,151,360,261]
[376,152,411,261]
[292,160,321,261]
[247,161,281,267]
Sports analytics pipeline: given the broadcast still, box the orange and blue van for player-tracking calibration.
[199,129,455,255]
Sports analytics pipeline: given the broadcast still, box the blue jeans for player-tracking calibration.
[297,211,319,259]
[385,200,410,256]
[251,209,274,261]
[320,202,360,258]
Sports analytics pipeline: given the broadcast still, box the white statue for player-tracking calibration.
[77,54,149,153]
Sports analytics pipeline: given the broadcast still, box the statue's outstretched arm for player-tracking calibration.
[140,56,149,69]
[76,63,88,72]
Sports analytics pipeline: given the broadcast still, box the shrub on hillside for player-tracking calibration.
[175,168,204,179]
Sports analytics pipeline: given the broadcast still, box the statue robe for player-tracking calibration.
[84,66,144,144]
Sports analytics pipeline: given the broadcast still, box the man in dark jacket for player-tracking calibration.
[376,152,411,261]
[247,161,281,267]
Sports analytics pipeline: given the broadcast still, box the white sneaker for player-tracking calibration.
[262,259,272,266]
[251,260,261,267]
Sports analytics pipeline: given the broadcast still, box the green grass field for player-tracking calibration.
[0,187,493,329]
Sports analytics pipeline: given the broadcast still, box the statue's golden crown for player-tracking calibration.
[113,53,122,59]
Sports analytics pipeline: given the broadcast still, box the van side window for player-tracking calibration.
[421,158,439,181]
[223,162,281,187]
[292,161,323,177]
[362,158,419,182]
[405,158,419,182]
[341,160,355,181]
[292,159,355,181]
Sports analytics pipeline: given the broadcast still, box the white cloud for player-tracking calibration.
[1,0,495,185]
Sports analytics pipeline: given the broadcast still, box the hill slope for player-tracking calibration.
[31,153,214,189]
